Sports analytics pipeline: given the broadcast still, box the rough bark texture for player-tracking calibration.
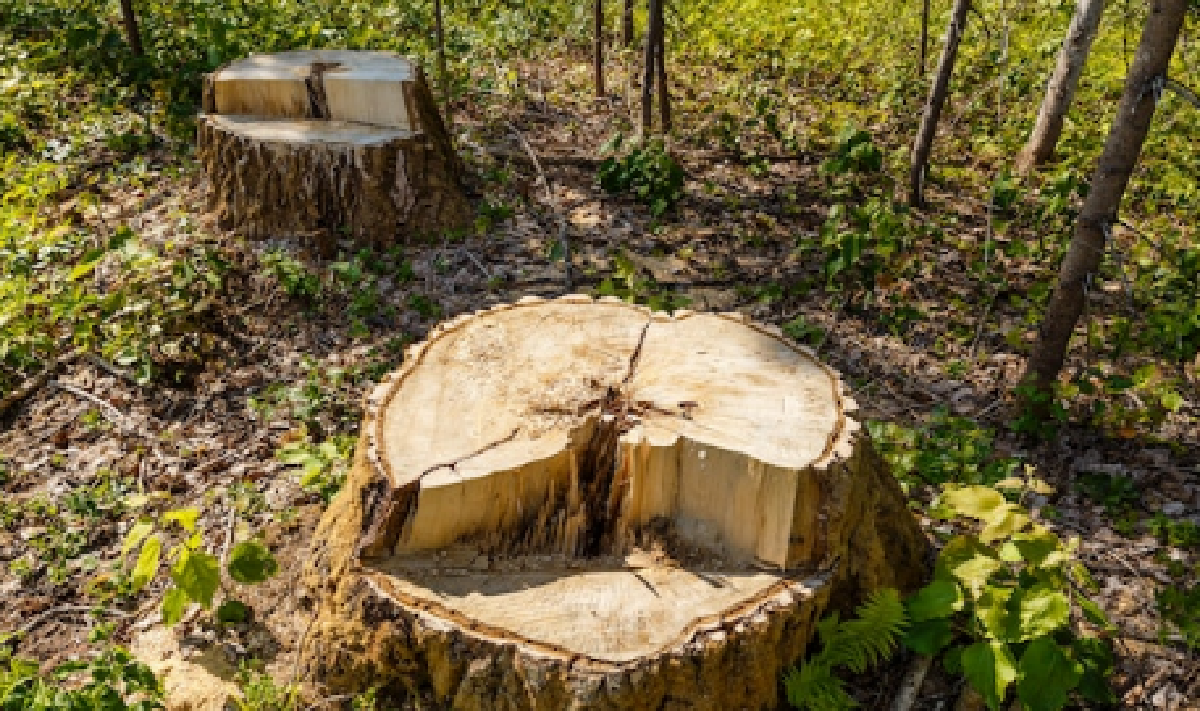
[197,51,469,246]
[1026,0,1186,392]
[1015,0,1107,174]
[909,0,971,208]
[298,295,927,709]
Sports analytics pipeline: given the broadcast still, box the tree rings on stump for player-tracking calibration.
[300,296,927,709]
[197,50,469,246]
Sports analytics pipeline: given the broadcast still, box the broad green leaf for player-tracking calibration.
[1017,638,1081,711]
[130,535,161,593]
[163,508,200,533]
[906,579,963,622]
[216,600,250,624]
[975,585,1015,641]
[170,550,220,608]
[961,641,1016,711]
[67,260,98,282]
[122,520,155,556]
[1008,583,1070,641]
[903,617,953,654]
[938,536,1003,598]
[1069,561,1099,592]
[161,588,189,627]
[1011,529,1068,569]
[227,539,279,584]
[939,485,1008,522]
[980,509,1031,543]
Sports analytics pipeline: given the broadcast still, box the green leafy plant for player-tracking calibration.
[821,127,882,176]
[596,250,690,312]
[276,433,356,503]
[0,645,164,710]
[120,507,279,626]
[868,408,1021,488]
[597,138,685,217]
[262,250,321,303]
[902,477,1117,710]
[1155,582,1199,651]
[784,588,907,710]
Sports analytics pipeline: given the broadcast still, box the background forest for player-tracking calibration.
[0,0,1197,708]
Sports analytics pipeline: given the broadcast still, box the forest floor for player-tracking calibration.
[0,51,1197,709]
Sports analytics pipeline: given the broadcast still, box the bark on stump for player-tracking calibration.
[300,295,927,709]
[197,50,470,246]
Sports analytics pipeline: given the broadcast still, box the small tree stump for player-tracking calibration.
[301,296,927,709]
[197,50,469,245]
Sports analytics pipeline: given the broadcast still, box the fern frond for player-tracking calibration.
[784,661,858,711]
[822,588,908,673]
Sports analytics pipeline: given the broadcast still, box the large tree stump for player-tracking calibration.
[300,296,927,709]
[197,50,470,246]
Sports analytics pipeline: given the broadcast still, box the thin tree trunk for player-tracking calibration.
[642,0,659,135]
[595,0,605,97]
[623,0,635,47]
[655,2,669,131]
[1015,0,1107,174]
[920,0,930,75]
[119,0,144,57]
[908,0,971,208]
[434,0,448,111]
[1025,0,1186,395]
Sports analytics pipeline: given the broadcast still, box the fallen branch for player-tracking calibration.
[891,653,933,711]
[506,121,574,292]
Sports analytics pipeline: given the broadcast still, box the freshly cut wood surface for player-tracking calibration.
[301,296,927,709]
[207,50,417,128]
[198,50,469,245]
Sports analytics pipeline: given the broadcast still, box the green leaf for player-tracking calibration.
[161,587,189,626]
[906,579,963,622]
[939,485,1009,522]
[938,536,1003,598]
[162,507,200,534]
[227,539,279,584]
[1016,638,1082,711]
[122,520,155,556]
[1011,528,1068,569]
[216,600,250,624]
[961,641,1016,711]
[130,535,161,593]
[1008,583,1070,641]
[170,550,220,608]
[975,585,1015,641]
[1078,596,1116,632]
[980,509,1031,543]
[903,617,954,654]
[67,260,98,282]
[1073,637,1117,704]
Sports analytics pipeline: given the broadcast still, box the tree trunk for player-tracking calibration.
[595,0,605,97]
[1025,0,1186,393]
[299,296,928,709]
[908,0,971,208]
[434,0,449,111]
[641,0,660,135]
[656,5,670,132]
[919,0,930,76]
[1015,0,1107,174]
[118,0,144,57]
[623,0,635,46]
[197,50,470,248]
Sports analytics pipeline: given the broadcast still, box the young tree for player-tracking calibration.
[595,0,605,96]
[641,0,666,134]
[908,0,971,207]
[623,0,635,46]
[1015,0,1107,174]
[119,0,143,57]
[1025,0,1187,395]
